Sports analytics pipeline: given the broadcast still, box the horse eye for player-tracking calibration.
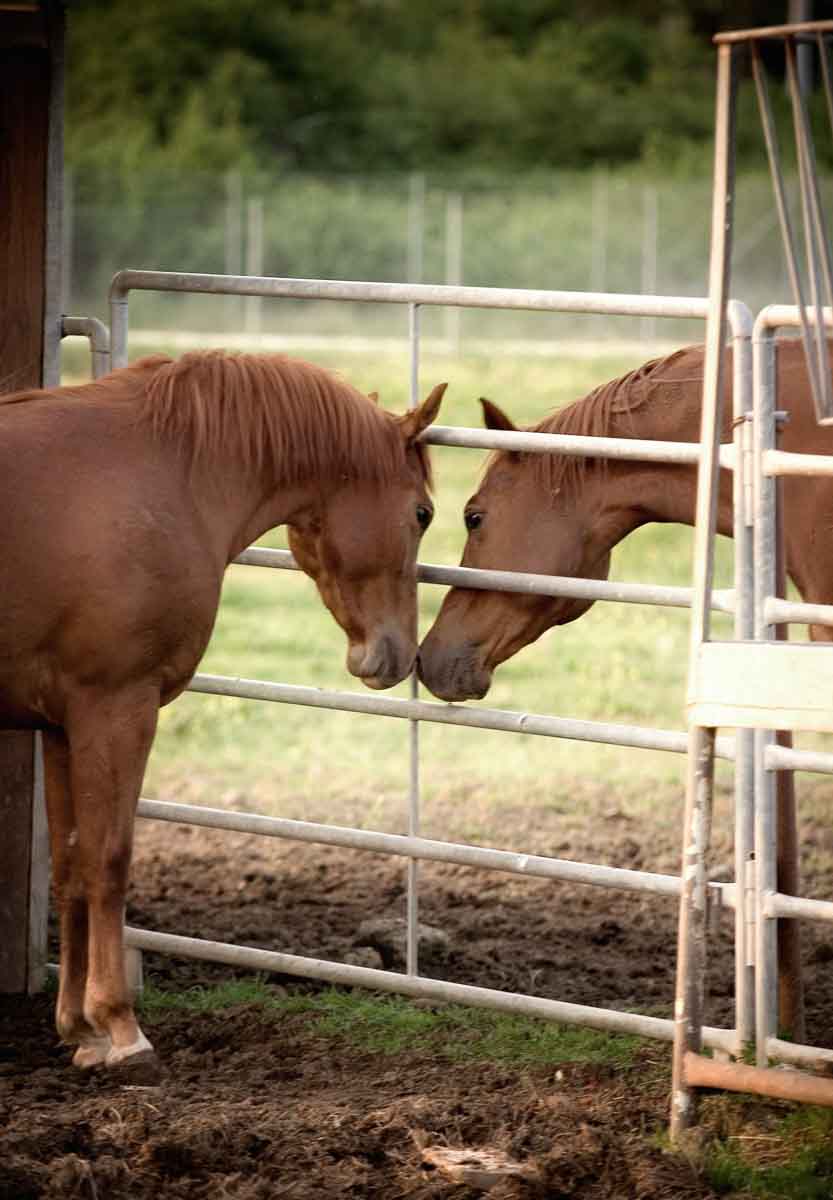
[465,511,483,532]
[416,504,433,531]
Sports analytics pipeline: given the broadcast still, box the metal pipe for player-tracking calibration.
[730,317,755,1049]
[751,43,824,411]
[766,743,833,774]
[753,327,781,1067]
[424,424,736,468]
[122,925,738,1055]
[764,596,833,626]
[60,315,110,379]
[762,448,833,476]
[407,301,421,978]
[763,891,833,922]
[135,796,736,905]
[673,39,737,1143]
[786,36,833,421]
[186,671,737,761]
[235,546,736,614]
[109,269,720,320]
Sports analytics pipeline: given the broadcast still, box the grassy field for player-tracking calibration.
[64,341,750,844]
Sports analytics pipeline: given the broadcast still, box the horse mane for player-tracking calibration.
[132,350,432,487]
[490,346,699,501]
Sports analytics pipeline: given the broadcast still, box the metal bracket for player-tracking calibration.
[745,853,757,968]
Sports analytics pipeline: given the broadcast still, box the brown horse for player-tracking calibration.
[0,350,445,1076]
[419,339,833,701]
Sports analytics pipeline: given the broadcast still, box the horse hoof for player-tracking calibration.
[106,1034,160,1084]
[72,1036,111,1071]
[107,1047,161,1085]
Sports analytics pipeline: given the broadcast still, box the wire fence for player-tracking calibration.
[66,167,823,350]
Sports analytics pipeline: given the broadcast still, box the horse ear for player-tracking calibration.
[479,397,518,433]
[398,382,447,443]
[367,391,379,406]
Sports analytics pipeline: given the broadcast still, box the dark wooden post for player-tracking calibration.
[0,1,65,994]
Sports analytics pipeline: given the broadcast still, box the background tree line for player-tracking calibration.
[65,0,826,180]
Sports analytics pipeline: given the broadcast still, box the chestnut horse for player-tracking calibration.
[419,339,833,701]
[0,350,445,1077]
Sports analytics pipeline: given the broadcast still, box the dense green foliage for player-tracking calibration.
[66,0,813,177]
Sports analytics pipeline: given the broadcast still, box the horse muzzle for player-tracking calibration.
[416,637,492,702]
[348,633,415,690]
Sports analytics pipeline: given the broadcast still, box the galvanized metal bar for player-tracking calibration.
[109,269,718,320]
[785,36,833,422]
[135,797,736,905]
[187,672,737,761]
[768,1035,833,1068]
[407,301,421,979]
[751,43,824,411]
[424,424,736,468]
[818,31,833,139]
[730,319,755,1049]
[110,298,129,369]
[753,327,781,1068]
[123,924,738,1055]
[763,891,833,922]
[235,546,736,614]
[764,596,833,626]
[766,743,833,774]
[673,40,736,1142]
[762,448,833,476]
[60,315,110,379]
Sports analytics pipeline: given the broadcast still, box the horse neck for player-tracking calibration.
[578,370,734,555]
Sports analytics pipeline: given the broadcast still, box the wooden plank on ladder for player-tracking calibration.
[690,641,833,730]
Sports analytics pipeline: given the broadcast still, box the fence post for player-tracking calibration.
[407,172,425,284]
[224,168,243,328]
[245,194,264,339]
[444,191,463,351]
[640,184,658,342]
[0,0,63,995]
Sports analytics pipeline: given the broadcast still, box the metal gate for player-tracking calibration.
[103,269,773,1052]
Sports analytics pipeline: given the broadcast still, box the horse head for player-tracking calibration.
[418,398,611,701]
[289,383,446,690]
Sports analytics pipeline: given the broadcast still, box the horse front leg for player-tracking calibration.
[43,728,109,1068]
[66,688,159,1079]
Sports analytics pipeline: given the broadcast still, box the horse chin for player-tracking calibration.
[416,650,492,702]
[359,672,406,691]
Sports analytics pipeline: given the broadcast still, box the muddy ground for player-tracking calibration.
[3,807,833,1198]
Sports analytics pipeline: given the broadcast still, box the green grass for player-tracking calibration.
[139,977,639,1067]
[705,1107,833,1198]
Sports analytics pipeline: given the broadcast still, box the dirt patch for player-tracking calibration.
[2,813,833,1197]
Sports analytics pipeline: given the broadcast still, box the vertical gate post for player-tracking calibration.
[0,0,65,994]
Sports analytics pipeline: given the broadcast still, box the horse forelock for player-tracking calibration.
[486,345,701,502]
[137,350,429,487]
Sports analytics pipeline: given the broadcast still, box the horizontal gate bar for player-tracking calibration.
[136,796,736,906]
[123,925,738,1055]
[110,269,726,320]
[765,743,833,774]
[764,596,833,627]
[234,547,736,614]
[424,425,737,469]
[187,672,737,760]
[763,448,833,477]
[762,890,833,922]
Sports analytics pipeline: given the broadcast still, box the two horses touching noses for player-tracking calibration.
[0,351,445,1079]
[5,339,830,1080]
